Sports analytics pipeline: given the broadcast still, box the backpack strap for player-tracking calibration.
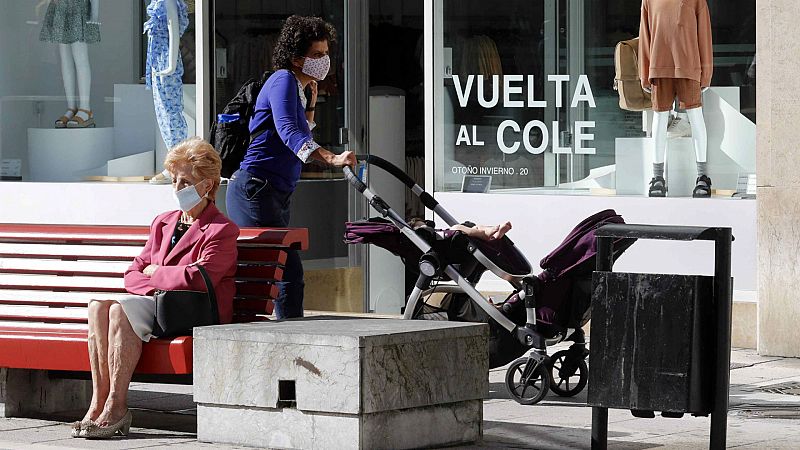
[247,71,274,144]
[249,125,268,144]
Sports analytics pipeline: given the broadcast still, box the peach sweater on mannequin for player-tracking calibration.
[639,0,713,89]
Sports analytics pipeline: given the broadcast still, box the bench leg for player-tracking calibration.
[0,368,91,418]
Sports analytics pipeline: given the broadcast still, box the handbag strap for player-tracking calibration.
[196,265,220,324]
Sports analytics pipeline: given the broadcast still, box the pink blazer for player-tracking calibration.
[124,203,240,324]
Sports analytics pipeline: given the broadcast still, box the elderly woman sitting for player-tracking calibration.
[73,138,239,439]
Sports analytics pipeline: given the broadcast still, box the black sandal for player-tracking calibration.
[648,176,667,197]
[693,175,712,198]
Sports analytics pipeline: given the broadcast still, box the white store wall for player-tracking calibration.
[435,192,757,299]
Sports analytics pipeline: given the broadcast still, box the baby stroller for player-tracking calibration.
[343,156,635,405]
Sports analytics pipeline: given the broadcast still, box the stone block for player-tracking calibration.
[0,368,91,418]
[757,186,800,357]
[197,400,482,450]
[194,317,488,449]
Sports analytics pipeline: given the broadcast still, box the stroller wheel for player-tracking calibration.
[505,357,551,405]
[548,350,588,397]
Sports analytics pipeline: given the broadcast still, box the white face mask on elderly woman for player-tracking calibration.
[301,54,330,81]
[173,182,206,212]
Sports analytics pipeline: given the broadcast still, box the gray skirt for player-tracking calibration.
[115,295,156,342]
[39,0,100,44]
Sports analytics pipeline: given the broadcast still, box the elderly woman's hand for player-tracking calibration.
[143,264,160,277]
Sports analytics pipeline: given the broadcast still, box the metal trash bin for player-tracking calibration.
[589,272,715,414]
[587,224,733,450]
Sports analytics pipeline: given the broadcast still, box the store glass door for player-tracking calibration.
[211,1,368,313]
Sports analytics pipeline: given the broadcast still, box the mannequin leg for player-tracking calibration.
[686,107,707,163]
[57,44,77,126]
[649,110,670,197]
[652,111,670,164]
[686,106,712,197]
[65,42,94,127]
[70,42,92,118]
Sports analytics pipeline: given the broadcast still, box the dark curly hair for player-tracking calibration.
[272,15,337,71]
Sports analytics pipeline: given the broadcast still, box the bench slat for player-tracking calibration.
[0,290,274,307]
[0,225,308,251]
[237,248,288,265]
[0,243,142,260]
[0,321,88,332]
[0,274,125,291]
[0,305,88,323]
[0,258,130,276]
[0,327,192,374]
[0,290,129,306]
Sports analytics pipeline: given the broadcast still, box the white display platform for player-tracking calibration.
[616,137,698,197]
[113,85,158,159]
[28,128,114,182]
[107,151,155,177]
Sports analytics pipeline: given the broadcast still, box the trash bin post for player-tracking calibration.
[711,228,733,450]
[591,236,614,450]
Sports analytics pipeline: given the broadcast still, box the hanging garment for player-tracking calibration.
[40,0,100,44]
[144,0,190,148]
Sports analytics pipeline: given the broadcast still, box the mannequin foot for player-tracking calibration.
[67,109,95,128]
[648,176,667,197]
[55,109,77,128]
[692,175,712,198]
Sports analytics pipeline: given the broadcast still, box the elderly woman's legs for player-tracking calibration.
[81,300,113,425]
[93,302,142,427]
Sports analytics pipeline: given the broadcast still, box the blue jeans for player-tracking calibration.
[226,169,304,319]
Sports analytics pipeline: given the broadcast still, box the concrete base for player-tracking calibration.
[194,317,488,449]
[0,368,91,418]
[198,400,482,450]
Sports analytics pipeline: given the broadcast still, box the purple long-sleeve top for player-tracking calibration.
[240,70,319,192]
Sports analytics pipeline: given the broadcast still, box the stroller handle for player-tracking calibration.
[342,165,367,194]
[345,155,455,224]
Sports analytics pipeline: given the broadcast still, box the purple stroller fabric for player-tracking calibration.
[538,209,627,281]
[344,219,423,262]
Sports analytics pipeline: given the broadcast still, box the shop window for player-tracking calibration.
[432,0,756,198]
[0,0,197,183]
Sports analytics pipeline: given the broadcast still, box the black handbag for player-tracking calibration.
[152,265,220,338]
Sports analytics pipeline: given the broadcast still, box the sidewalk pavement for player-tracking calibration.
[1,347,799,449]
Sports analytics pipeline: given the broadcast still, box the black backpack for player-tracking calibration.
[209,71,273,178]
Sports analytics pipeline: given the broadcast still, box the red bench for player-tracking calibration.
[0,223,308,377]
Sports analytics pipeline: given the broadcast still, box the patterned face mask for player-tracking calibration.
[301,55,330,81]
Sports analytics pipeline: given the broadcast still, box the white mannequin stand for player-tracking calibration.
[58,0,99,125]
[150,0,183,183]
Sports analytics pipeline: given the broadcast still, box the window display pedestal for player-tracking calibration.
[27,128,114,182]
[615,137,697,197]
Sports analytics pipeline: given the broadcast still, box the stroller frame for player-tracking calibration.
[344,156,587,398]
